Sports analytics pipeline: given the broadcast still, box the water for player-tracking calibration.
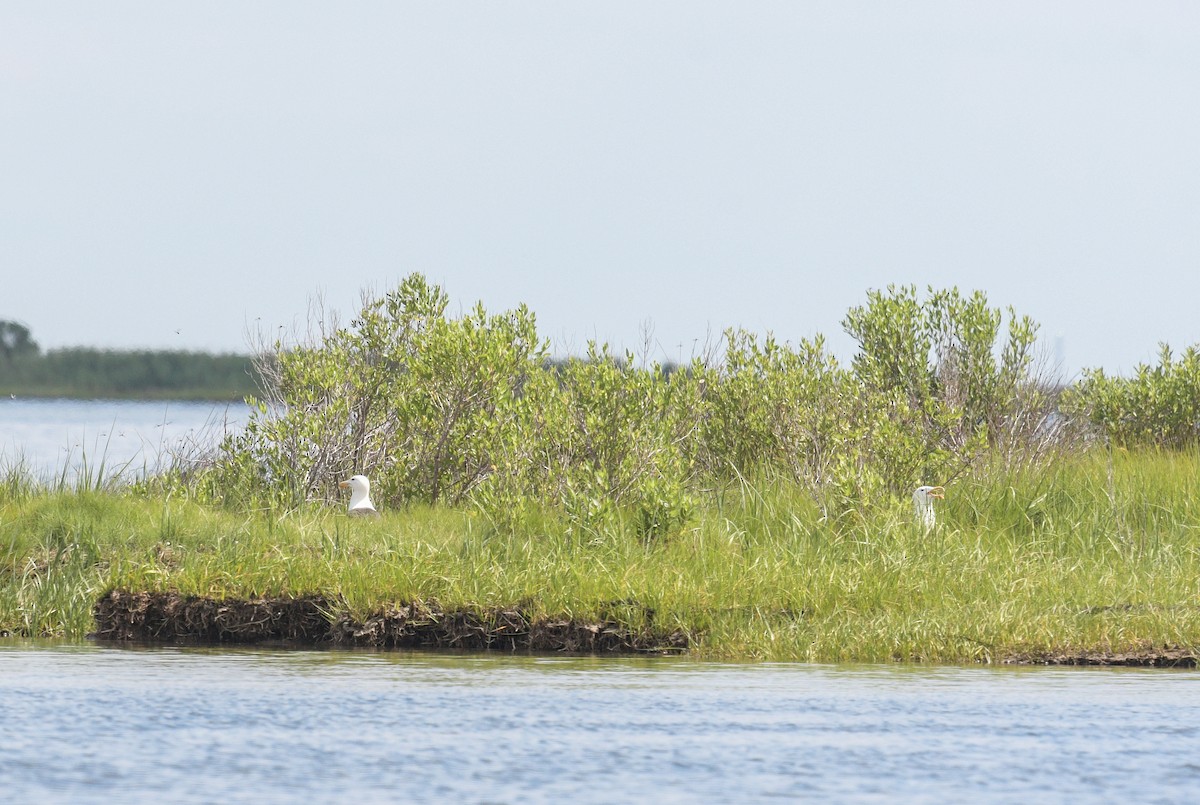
[0,398,246,480]
[2,642,1198,804]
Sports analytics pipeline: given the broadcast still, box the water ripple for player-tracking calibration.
[2,642,1199,803]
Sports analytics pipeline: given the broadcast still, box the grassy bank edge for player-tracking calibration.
[4,449,1200,664]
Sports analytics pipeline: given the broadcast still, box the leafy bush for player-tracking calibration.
[477,345,697,542]
[193,274,545,509]
[695,330,848,494]
[1064,343,1200,449]
[169,276,1062,522]
[841,285,1057,495]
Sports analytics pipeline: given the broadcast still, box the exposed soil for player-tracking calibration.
[92,590,689,654]
[90,590,1197,665]
[1001,646,1197,668]
[93,590,331,645]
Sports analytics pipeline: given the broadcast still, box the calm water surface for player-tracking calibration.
[0,398,245,480]
[2,641,1198,804]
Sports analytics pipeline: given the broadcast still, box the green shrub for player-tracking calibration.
[476,344,697,543]
[190,274,546,509]
[841,285,1053,495]
[1064,343,1200,449]
[164,276,1059,522]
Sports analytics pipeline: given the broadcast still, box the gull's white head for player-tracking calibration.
[913,485,945,529]
[338,474,379,517]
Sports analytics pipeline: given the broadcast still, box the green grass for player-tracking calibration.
[3,447,1199,662]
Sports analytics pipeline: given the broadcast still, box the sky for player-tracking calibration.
[2,3,1198,379]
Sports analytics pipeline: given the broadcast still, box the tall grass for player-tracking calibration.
[4,449,1198,661]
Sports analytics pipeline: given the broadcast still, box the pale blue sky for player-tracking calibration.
[3,3,1198,378]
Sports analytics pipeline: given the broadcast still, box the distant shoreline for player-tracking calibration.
[3,390,250,403]
[0,348,260,402]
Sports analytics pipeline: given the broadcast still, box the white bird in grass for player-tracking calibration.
[339,474,380,518]
[913,485,945,529]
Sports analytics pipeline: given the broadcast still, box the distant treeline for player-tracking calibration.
[0,347,261,400]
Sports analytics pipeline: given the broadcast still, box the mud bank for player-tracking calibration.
[90,591,1197,665]
[92,590,689,654]
[1001,647,1197,668]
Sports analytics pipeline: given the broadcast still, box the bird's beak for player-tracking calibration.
[929,486,945,498]
[338,480,350,489]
